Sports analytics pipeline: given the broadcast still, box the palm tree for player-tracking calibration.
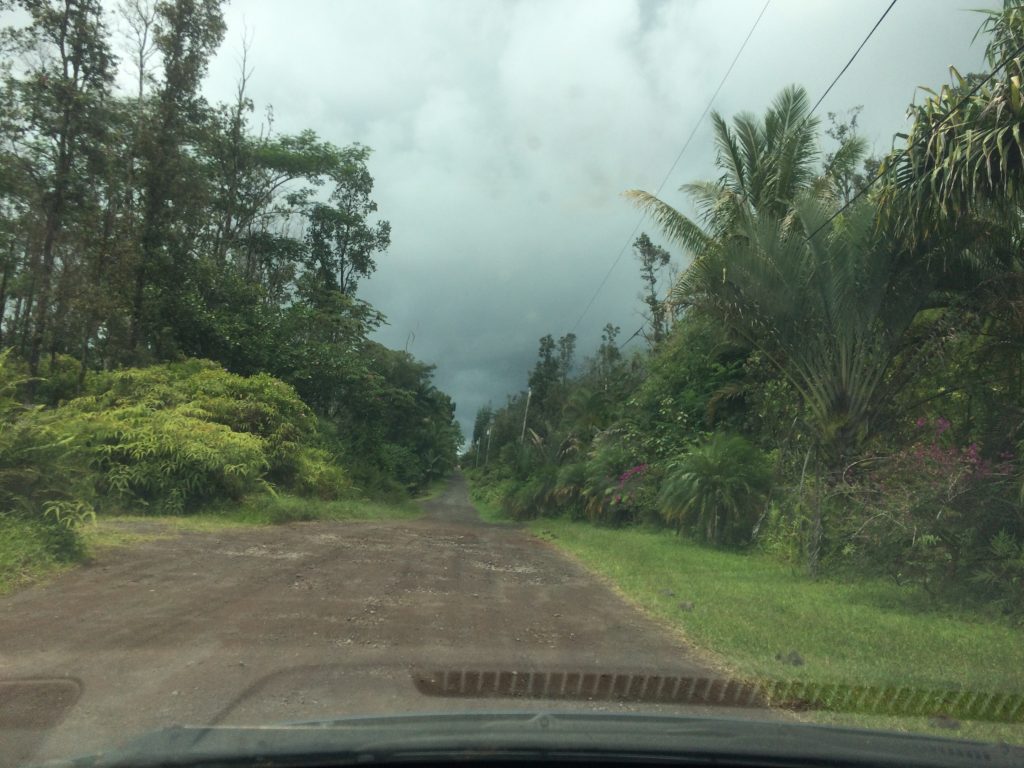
[882,2,1024,228]
[682,199,935,571]
[626,85,866,264]
[684,198,929,463]
[627,86,907,461]
[562,385,612,440]
[627,86,928,572]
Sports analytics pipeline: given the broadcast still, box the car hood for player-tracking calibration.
[40,711,1024,768]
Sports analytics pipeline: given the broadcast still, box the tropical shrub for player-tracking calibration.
[828,417,1020,595]
[971,531,1024,619]
[63,403,268,514]
[49,360,347,513]
[659,434,772,546]
[553,461,587,519]
[503,469,557,520]
[80,360,317,485]
[293,446,352,500]
[35,354,83,405]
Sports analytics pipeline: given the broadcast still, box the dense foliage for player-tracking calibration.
[468,4,1024,619]
[0,0,461,575]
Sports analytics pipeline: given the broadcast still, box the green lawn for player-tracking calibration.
[526,517,1024,745]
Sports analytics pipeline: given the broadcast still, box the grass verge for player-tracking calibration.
[197,493,421,526]
[528,517,1024,746]
[466,478,517,525]
[0,515,79,595]
[83,493,421,551]
[415,477,450,501]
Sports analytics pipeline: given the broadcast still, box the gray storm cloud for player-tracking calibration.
[202,0,994,439]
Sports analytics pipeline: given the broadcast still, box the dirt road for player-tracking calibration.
[1,475,763,765]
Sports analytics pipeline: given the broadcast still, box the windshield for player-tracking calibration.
[1,0,1023,766]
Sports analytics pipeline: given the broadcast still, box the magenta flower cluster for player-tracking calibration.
[618,463,649,487]
[612,464,649,505]
[910,416,1013,480]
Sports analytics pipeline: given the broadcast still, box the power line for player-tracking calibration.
[568,0,772,336]
[808,0,898,118]
[572,0,897,339]
[618,324,645,351]
[649,1,773,203]
[803,35,1024,243]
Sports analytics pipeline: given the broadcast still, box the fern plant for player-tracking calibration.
[0,351,89,565]
[971,531,1024,618]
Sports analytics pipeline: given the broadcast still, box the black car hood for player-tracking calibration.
[41,711,1024,768]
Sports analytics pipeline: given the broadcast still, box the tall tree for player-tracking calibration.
[528,333,560,425]
[626,86,825,262]
[556,332,576,384]
[130,0,225,357]
[5,0,115,386]
[633,233,671,345]
[628,86,932,572]
[303,146,391,296]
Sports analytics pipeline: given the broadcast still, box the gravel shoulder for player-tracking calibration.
[0,474,766,766]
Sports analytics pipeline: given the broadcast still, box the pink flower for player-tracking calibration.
[915,417,927,428]
[617,464,649,487]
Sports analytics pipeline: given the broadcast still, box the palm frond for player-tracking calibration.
[624,190,713,257]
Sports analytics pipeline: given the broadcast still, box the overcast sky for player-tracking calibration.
[201,0,996,441]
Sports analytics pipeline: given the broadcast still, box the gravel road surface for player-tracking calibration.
[1,474,768,766]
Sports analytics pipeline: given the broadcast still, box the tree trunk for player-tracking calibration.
[78,325,91,389]
[27,135,72,394]
[0,244,12,347]
[19,264,36,359]
[808,492,823,577]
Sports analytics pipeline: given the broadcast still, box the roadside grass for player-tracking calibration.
[83,493,421,549]
[0,493,422,591]
[528,517,1024,746]
[467,477,518,525]
[415,477,450,501]
[0,516,78,595]
[7,478,434,591]
[196,493,421,526]
[471,495,517,525]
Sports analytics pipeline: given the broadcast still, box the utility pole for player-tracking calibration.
[485,428,492,465]
[519,387,532,444]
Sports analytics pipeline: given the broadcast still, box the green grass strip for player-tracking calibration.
[527,517,1024,745]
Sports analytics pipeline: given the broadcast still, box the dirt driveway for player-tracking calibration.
[1,474,765,766]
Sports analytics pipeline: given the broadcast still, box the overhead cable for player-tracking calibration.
[803,34,1024,243]
[808,0,899,118]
